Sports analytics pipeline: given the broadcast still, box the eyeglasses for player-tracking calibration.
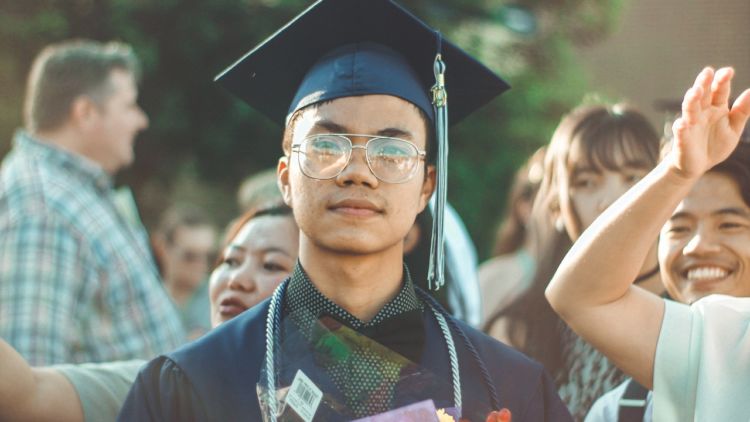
[291,134,427,184]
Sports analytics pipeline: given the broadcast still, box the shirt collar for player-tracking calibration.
[14,130,114,191]
[285,260,422,330]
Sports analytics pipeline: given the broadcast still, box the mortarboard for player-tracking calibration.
[216,0,510,290]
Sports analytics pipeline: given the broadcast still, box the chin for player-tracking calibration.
[317,235,395,255]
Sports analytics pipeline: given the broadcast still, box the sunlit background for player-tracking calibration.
[1,0,748,259]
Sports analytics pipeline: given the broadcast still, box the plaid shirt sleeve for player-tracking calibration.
[0,213,88,365]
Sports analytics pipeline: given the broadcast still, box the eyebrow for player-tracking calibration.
[669,207,750,221]
[570,166,599,176]
[571,160,651,177]
[226,244,246,253]
[668,211,691,221]
[226,244,291,256]
[714,207,750,218]
[313,119,414,139]
[620,159,652,170]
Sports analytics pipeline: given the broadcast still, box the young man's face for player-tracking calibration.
[278,94,435,256]
[659,172,750,303]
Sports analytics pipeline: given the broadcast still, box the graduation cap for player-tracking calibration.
[216,0,510,290]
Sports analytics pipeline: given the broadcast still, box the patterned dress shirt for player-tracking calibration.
[283,262,425,417]
[0,131,185,365]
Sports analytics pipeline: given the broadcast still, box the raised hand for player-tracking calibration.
[668,67,750,180]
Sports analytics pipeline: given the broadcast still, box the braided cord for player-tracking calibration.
[429,301,462,409]
[263,280,288,422]
[417,289,501,411]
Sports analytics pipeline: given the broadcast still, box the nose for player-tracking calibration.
[138,107,149,131]
[596,181,629,213]
[335,144,379,188]
[596,192,618,213]
[226,267,257,292]
[682,225,721,256]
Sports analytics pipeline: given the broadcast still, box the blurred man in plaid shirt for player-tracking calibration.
[0,40,185,365]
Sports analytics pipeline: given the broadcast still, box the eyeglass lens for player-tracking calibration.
[298,135,420,183]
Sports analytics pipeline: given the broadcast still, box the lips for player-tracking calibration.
[328,198,383,216]
[218,296,250,318]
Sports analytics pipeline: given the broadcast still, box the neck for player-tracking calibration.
[298,236,405,322]
[32,128,112,174]
[33,127,82,154]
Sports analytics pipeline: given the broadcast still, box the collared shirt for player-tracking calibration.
[282,262,425,417]
[0,131,185,365]
[285,262,422,327]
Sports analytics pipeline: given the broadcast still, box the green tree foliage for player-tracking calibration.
[0,0,622,257]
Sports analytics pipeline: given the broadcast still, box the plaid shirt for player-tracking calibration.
[0,131,185,365]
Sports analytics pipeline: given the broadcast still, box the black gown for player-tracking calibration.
[118,289,571,422]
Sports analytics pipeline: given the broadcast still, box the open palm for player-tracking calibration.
[670,67,750,179]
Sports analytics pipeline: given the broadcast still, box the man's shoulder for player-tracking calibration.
[1,148,48,212]
[453,316,543,374]
[144,301,271,417]
[1,146,90,218]
[168,300,270,373]
[447,315,572,421]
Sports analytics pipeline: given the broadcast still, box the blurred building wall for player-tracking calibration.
[575,0,750,131]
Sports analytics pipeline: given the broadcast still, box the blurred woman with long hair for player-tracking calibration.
[484,103,663,420]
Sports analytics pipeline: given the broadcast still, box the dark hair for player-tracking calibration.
[156,205,213,245]
[491,146,546,256]
[548,103,661,237]
[237,167,283,212]
[214,202,294,269]
[709,141,750,207]
[484,103,661,383]
[24,39,141,132]
[281,99,436,164]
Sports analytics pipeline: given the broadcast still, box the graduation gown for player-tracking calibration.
[118,297,571,421]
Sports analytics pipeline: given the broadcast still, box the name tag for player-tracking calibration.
[286,370,323,422]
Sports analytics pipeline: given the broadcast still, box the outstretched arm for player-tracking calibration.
[545,67,750,388]
[0,338,83,422]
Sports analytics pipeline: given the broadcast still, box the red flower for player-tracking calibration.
[486,408,512,422]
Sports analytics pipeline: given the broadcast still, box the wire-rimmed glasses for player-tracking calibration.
[291,134,426,184]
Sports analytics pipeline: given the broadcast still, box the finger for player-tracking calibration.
[682,86,704,125]
[671,117,690,147]
[694,67,714,109]
[729,88,750,135]
[711,67,734,107]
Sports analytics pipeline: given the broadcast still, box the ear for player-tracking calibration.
[277,156,293,207]
[417,164,436,212]
[151,234,169,261]
[69,96,98,129]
